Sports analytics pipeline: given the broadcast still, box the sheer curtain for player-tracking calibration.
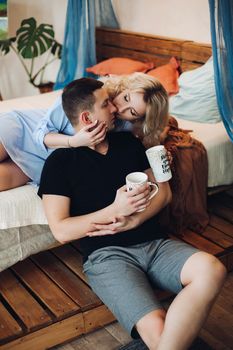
[209,0,233,142]
[54,0,119,90]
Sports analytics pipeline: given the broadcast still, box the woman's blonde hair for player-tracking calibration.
[104,72,169,145]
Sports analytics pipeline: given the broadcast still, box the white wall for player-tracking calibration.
[112,0,211,44]
[0,0,67,99]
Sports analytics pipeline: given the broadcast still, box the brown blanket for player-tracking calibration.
[158,117,209,235]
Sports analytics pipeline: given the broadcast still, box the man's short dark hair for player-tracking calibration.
[62,78,104,126]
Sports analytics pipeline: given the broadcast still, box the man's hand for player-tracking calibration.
[112,184,151,217]
[69,120,107,147]
[87,215,138,237]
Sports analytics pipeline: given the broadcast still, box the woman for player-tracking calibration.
[0,73,168,191]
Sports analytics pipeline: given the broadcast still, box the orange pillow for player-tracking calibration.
[86,57,154,75]
[147,57,180,95]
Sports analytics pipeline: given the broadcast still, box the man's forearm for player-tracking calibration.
[43,195,118,244]
[133,181,172,227]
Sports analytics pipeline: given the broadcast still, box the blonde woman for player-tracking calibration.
[0,73,168,191]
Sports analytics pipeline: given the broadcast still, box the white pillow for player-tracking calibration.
[169,57,221,123]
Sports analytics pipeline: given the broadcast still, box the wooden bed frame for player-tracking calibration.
[96,27,212,72]
[1,27,233,350]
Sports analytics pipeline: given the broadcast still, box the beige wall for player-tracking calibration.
[8,0,67,42]
[112,0,211,43]
[0,0,67,99]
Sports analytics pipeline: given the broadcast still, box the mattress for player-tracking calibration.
[176,117,233,188]
[0,91,232,271]
[0,91,61,271]
[0,184,59,272]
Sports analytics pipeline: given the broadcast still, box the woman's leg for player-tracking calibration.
[0,142,9,161]
[0,143,30,191]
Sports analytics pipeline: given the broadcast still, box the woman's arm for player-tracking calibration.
[44,121,107,149]
[33,96,73,151]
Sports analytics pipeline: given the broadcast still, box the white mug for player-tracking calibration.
[126,172,159,211]
[146,145,172,182]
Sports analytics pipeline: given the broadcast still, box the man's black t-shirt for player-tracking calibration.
[38,132,166,259]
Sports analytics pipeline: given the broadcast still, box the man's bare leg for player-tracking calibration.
[156,252,226,350]
[136,309,166,349]
[0,143,30,191]
[135,252,226,350]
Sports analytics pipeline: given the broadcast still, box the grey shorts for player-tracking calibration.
[83,239,199,338]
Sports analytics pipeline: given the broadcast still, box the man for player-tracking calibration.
[38,78,226,350]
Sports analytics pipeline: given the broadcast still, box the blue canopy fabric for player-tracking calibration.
[209,0,233,142]
[54,0,119,90]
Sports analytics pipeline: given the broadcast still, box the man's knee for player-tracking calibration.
[136,309,166,348]
[181,251,227,292]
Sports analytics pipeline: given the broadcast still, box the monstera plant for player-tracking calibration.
[0,17,62,91]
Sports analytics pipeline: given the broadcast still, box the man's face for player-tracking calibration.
[91,88,117,130]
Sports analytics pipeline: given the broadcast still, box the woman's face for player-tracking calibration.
[112,89,146,122]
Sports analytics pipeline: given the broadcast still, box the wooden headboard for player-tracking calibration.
[96,27,212,72]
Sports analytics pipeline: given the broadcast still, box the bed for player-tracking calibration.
[0,27,233,350]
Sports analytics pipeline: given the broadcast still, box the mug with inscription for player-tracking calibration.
[146,145,172,182]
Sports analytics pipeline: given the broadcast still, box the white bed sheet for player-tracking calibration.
[175,117,233,188]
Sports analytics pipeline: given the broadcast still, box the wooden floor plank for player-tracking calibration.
[176,229,224,255]
[215,290,233,315]
[105,322,132,346]
[83,305,115,334]
[68,328,121,350]
[12,259,79,320]
[0,313,85,350]
[201,225,233,249]
[222,270,233,288]
[226,252,233,271]
[0,301,22,344]
[52,245,88,284]
[0,269,52,332]
[31,251,102,311]
[209,203,233,224]
[199,328,231,350]
[209,214,233,238]
[212,193,233,209]
[203,303,233,348]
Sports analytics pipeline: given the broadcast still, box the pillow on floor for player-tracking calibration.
[169,56,221,123]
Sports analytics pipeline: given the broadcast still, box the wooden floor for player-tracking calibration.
[0,191,232,350]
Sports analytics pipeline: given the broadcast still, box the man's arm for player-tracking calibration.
[42,182,150,244]
[88,168,172,236]
[136,168,172,224]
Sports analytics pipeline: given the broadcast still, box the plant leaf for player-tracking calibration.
[0,37,15,55]
[16,17,55,58]
[51,40,62,59]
